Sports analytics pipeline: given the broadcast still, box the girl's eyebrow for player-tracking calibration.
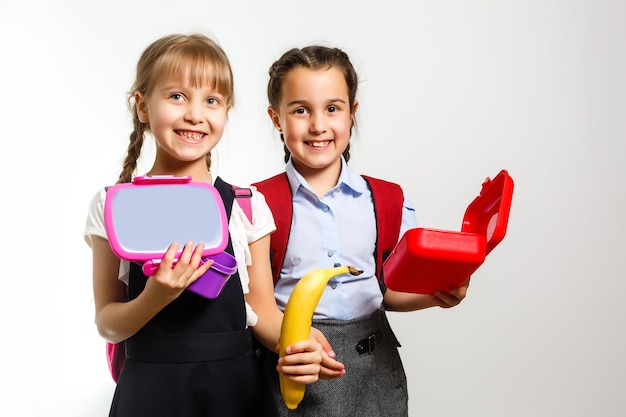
[156,83,184,92]
[158,83,224,97]
[286,98,347,107]
[286,99,308,107]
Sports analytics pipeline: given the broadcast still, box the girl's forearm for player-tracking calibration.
[96,290,171,344]
[383,289,438,312]
[250,306,284,352]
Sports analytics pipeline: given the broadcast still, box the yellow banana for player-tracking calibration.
[279,265,363,410]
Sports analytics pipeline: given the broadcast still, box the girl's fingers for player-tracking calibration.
[277,354,322,384]
[176,241,195,265]
[279,353,320,368]
[172,241,199,271]
[284,339,322,355]
[195,258,214,276]
[279,340,323,379]
[319,350,345,379]
[160,242,181,269]
[177,242,215,285]
[154,241,216,288]
[187,258,215,285]
[189,243,206,267]
[432,289,464,307]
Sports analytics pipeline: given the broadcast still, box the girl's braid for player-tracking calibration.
[117,113,145,184]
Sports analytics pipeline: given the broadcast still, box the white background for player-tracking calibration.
[1,1,624,416]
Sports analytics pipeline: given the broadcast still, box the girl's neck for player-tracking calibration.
[294,159,342,198]
[147,160,212,184]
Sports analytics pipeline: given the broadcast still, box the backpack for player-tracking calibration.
[105,184,254,383]
[252,172,404,286]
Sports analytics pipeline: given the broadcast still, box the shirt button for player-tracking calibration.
[330,282,338,289]
[322,205,329,212]
[327,250,334,257]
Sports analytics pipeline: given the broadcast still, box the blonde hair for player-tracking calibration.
[117,33,234,183]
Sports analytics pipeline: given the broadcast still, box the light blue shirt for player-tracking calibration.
[274,157,417,320]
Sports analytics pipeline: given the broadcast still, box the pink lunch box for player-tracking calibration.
[104,175,237,299]
[383,169,514,295]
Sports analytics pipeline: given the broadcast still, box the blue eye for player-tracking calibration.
[207,97,219,105]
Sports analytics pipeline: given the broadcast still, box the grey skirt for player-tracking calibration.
[262,309,408,417]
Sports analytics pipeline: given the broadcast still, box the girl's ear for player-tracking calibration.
[267,106,282,132]
[135,92,149,124]
[350,100,359,130]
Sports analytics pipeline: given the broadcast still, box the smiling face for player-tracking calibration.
[135,70,229,178]
[268,66,358,181]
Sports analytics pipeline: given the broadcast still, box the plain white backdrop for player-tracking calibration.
[1,0,624,416]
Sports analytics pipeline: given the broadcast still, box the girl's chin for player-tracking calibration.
[167,152,210,165]
[293,156,340,171]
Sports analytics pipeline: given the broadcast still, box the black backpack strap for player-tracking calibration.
[213,177,236,220]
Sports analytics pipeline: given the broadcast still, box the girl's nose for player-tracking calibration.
[308,112,327,134]
[184,102,204,124]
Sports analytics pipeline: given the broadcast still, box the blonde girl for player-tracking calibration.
[84,34,322,417]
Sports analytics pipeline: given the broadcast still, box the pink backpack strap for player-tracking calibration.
[106,342,125,383]
[232,186,253,223]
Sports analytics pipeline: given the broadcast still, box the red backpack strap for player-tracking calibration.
[252,173,292,284]
[362,175,404,282]
[232,185,253,223]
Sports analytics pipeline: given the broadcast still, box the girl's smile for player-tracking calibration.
[176,129,207,144]
[306,140,331,149]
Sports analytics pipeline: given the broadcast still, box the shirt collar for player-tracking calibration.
[285,156,367,196]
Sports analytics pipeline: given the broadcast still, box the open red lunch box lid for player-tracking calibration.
[383,169,514,294]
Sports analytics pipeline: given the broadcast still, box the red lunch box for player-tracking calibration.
[383,169,514,294]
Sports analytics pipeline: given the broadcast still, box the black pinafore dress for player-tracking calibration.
[109,177,277,417]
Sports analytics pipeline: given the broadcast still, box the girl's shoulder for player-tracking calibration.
[360,174,402,189]
[232,184,272,224]
[87,186,108,215]
[229,184,276,243]
[84,186,109,247]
